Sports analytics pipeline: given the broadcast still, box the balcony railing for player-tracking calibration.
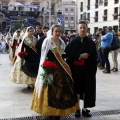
[80,7,83,12]
[112,13,118,20]
[87,6,90,10]
[103,15,107,21]
[95,3,98,8]
[104,0,108,6]
[94,17,98,22]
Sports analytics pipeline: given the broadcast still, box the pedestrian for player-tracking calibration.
[9,26,40,89]
[101,26,113,73]
[31,24,79,119]
[65,20,97,117]
[110,30,119,72]
[9,29,21,62]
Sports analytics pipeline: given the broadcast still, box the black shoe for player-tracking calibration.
[27,84,31,89]
[48,116,54,119]
[112,68,118,72]
[54,116,60,120]
[99,67,105,70]
[75,109,81,118]
[82,109,92,117]
[103,70,111,74]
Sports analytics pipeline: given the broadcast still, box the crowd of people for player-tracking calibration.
[0,20,119,119]
[90,27,120,73]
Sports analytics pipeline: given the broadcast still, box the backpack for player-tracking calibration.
[111,34,120,51]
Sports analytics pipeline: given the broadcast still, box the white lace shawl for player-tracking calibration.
[35,36,65,98]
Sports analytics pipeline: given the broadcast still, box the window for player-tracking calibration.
[113,25,118,32]
[103,9,107,21]
[87,0,90,10]
[94,11,98,22]
[65,17,68,20]
[104,0,108,6]
[95,0,98,8]
[71,8,74,12]
[114,0,119,4]
[18,7,24,11]
[65,8,68,11]
[87,13,90,22]
[80,14,83,20]
[14,7,16,10]
[80,2,83,12]
[94,27,98,33]
[71,17,74,20]
[113,7,118,20]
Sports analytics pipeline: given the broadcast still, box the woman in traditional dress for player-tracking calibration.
[9,29,21,62]
[9,26,40,89]
[31,25,79,119]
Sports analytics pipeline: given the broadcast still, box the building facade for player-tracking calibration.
[62,0,77,31]
[0,0,78,32]
[76,0,120,34]
[0,0,62,31]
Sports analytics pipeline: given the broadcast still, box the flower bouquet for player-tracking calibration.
[11,45,16,49]
[18,51,28,59]
[40,60,58,87]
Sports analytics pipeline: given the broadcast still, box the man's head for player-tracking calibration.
[107,26,112,32]
[36,25,42,33]
[42,26,49,36]
[78,20,88,38]
[68,30,73,35]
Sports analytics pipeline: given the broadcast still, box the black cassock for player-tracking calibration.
[65,36,97,108]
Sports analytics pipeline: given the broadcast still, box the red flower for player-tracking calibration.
[11,45,16,49]
[18,51,28,58]
[42,61,58,69]
[42,60,58,74]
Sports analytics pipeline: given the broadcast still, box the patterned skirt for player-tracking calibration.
[31,59,79,116]
[9,56,36,84]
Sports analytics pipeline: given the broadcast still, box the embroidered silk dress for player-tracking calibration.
[31,37,79,116]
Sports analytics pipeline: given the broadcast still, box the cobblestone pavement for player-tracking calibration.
[0,53,120,120]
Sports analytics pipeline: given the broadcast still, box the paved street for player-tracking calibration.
[0,53,120,120]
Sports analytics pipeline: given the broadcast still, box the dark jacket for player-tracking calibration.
[34,32,44,40]
[65,35,97,108]
[36,35,46,56]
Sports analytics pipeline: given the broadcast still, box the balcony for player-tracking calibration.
[87,6,90,10]
[1,0,10,3]
[112,13,118,20]
[94,16,98,22]
[104,0,108,6]
[103,15,107,21]
[80,7,83,12]
[95,3,98,8]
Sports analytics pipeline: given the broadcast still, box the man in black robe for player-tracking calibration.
[65,20,97,117]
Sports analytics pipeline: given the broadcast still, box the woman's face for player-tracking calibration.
[52,27,62,38]
[28,29,34,36]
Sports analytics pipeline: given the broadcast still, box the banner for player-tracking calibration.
[57,14,64,32]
